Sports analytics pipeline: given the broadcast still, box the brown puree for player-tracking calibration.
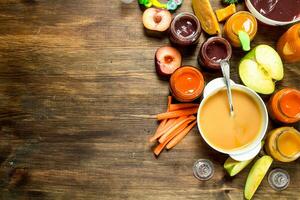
[199,89,262,151]
[251,0,300,22]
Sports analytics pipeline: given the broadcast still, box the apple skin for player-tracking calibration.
[239,45,284,95]
[244,156,273,200]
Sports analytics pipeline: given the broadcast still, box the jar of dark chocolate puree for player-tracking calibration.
[198,37,232,70]
[169,12,201,46]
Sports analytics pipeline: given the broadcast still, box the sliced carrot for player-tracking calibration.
[153,121,187,155]
[166,121,197,149]
[149,120,167,142]
[158,115,196,143]
[156,107,198,120]
[169,103,199,111]
[167,96,172,111]
[149,96,172,142]
[149,118,177,142]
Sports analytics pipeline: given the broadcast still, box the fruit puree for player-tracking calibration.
[170,66,204,102]
[250,0,300,22]
[170,12,201,46]
[198,36,232,70]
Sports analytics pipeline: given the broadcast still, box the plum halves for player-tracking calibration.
[155,46,182,77]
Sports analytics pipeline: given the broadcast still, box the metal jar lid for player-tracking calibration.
[193,159,214,181]
[268,168,290,191]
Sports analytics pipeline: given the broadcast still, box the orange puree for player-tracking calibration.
[224,11,257,47]
[268,88,300,123]
[277,23,300,63]
[265,127,300,162]
[170,66,204,102]
[277,131,300,158]
[200,89,262,151]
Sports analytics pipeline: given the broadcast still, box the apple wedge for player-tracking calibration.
[224,157,254,177]
[244,155,273,200]
[239,45,284,94]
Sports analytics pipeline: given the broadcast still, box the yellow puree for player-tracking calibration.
[200,89,262,151]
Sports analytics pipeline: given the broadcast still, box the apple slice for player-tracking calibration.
[224,157,254,177]
[155,46,182,77]
[244,156,273,200]
[142,8,172,32]
[239,45,284,94]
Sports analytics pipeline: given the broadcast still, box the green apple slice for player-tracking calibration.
[244,156,273,200]
[224,157,253,176]
[239,45,284,94]
[239,59,275,94]
[255,45,284,80]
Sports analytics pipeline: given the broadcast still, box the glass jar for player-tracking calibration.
[268,88,300,124]
[169,12,201,46]
[224,11,257,48]
[277,23,300,63]
[169,66,204,102]
[198,36,232,70]
[265,127,300,162]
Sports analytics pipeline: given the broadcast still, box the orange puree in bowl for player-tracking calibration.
[199,89,262,151]
[170,66,204,102]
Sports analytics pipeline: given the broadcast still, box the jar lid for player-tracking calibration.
[268,168,290,191]
[193,159,214,181]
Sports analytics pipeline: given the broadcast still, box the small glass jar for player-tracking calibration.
[169,66,204,102]
[277,23,300,63]
[169,12,201,46]
[268,168,290,191]
[224,11,257,47]
[198,36,232,70]
[268,88,300,124]
[193,159,214,181]
[265,127,300,162]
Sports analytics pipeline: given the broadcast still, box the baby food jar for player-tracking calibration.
[265,127,300,162]
[277,23,300,63]
[198,36,232,70]
[268,88,300,124]
[169,12,202,46]
[224,11,257,48]
[169,66,204,102]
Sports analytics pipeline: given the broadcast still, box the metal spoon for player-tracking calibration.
[220,60,234,117]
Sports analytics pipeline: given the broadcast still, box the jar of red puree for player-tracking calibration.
[268,88,300,124]
[170,66,204,102]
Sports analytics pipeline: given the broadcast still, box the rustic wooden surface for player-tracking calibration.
[0,0,299,199]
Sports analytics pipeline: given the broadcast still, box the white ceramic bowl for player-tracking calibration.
[245,0,300,26]
[197,78,268,161]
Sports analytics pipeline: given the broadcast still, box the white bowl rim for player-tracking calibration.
[197,80,268,155]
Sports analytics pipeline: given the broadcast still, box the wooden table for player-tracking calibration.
[0,0,299,199]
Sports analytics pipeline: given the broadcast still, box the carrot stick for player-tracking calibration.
[153,120,189,156]
[149,96,172,142]
[149,120,167,142]
[149,118,177,142]
[158,115,196,143]
[169,103,199,111]
[166,121,197,149]
[167,96,172,110]
[156,107,198,120]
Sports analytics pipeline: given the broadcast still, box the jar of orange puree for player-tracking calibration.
[224,11,257,51]
[277,23,300,63]
[170,66,204,102]
[268,88,300,124]
[265,127,300,162]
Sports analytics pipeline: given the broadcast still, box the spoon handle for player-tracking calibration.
[220,60,234,116]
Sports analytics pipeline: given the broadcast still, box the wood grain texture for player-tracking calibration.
[0,0,299,199]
